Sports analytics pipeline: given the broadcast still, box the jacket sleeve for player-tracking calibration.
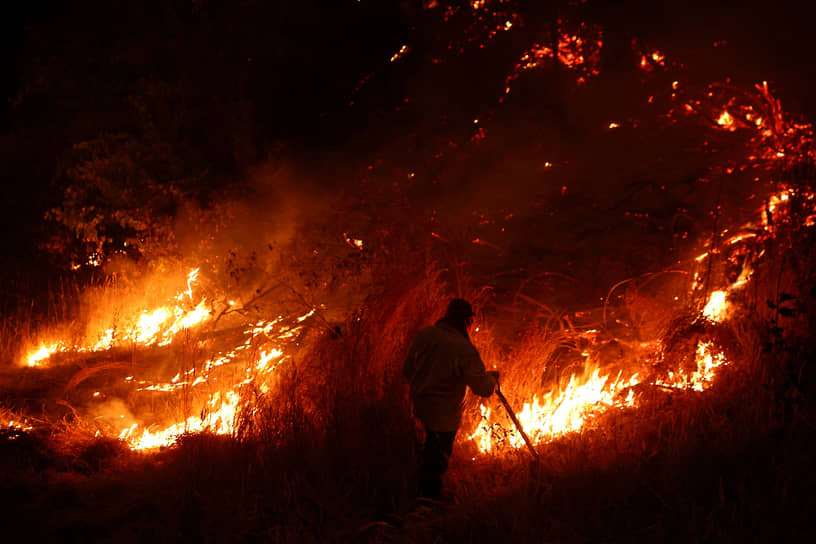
[461,349,495,398]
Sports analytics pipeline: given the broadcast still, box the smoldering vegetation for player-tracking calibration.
[1,223,815,542]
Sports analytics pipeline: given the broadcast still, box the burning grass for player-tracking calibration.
[3,8,816,536]
[2,161,814,541]
[2,297,813,541]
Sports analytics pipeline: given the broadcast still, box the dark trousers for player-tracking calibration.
[418,427,457,499]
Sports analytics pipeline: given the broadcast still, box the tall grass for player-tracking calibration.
[2,187,815,542]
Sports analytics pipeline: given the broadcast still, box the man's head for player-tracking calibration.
[444,298,475,329]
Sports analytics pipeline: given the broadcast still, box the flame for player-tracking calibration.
[471,334,731,454]
[119,391,241,450]
[703,290,728,322]
[22,268,212,366]
[14,31,816,460]
[116,307,313,449]
[19,266,317,450]
[655,340,728,392]
[468,184,813,455]
[471,368,641,453]
[2,418,34,433]
[26,343,61,367]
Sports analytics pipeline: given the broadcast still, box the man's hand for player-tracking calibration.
[487,370,500,386]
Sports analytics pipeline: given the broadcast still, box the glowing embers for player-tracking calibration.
[343,232,365,250]
[717,110,737,131]
[760,187,816,232]
[437,0,520,56]
[762,188,792,229]
[639,50,666,71]
[2,418,34,433]
[389,44,409,63]
[70,252,103,271]
[503,24,603,95]
[679,81,815,166]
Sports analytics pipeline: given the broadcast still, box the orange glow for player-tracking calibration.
[703,290,729,322]
[22,268,212,367]
[657,341,728,392]
[471,366,641,453]
[343,232,365,250]
[390,44,409,63]
[26,343,61,367]
[2,418,34,433]
[116,306,313,449]
[503,26,603,97]
[640,50,666,70]
[15,44,816,462]
[120,391,241,450]
[468,184,815,455]
[717,110,737,131]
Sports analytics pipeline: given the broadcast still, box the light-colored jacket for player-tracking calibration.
[403,321,495,432]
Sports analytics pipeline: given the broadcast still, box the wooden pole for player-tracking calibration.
[495,385,539,459]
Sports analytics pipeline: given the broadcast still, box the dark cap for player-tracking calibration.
[445,298,475,319]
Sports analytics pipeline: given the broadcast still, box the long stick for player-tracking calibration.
[495,385,539,459]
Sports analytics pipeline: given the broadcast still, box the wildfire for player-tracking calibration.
[471,368,641,453]
[471,332,731,454]
[17,262,319,450]
[703,290,728,322]
[9,14,816,464]
[116,307,313,450]
[23,176,806,455]
[26,343,62,367]
[23,268,212,367]
[119,391,241,450]
[468,184,814,455]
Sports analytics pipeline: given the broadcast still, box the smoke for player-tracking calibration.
[94,397,137,431]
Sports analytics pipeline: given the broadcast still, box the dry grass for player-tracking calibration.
[1,204,815,542]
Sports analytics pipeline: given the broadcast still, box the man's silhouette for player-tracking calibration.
[403,298,498,499]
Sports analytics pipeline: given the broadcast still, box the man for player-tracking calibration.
[403,298,498,500]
